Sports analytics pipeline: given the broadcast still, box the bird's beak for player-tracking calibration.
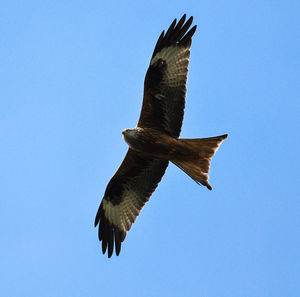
[122,130,126,135]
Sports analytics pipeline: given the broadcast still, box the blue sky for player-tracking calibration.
[1,1,300,296]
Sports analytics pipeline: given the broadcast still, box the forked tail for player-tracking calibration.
[171,134,228,190]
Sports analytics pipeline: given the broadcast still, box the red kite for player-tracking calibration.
[95,15,227,257]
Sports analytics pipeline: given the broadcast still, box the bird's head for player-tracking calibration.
[122,128,139,137]
[121,129,129,136]
[122,128,142,148]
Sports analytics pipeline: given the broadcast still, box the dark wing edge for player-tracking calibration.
[152,14,196,59]
[138,15,197,138]
[95,149,169,258]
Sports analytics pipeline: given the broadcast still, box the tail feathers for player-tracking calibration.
[172,134,227,190]
[172,159,213,190]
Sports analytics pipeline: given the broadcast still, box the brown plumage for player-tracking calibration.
[95,15,227,258]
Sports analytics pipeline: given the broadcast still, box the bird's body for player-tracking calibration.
[123,127,226,164]
[95,15,228,258]
[122,127,183,159]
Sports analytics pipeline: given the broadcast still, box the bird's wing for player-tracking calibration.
[138,14,197,138]
[95,149,168,257]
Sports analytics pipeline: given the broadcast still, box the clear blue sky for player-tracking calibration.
[1,1,300,296]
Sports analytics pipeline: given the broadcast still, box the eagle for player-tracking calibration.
[95,15,227,258]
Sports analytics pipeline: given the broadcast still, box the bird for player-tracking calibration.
[95,14,228,258]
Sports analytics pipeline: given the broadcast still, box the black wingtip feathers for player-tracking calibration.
[151,14,196,58]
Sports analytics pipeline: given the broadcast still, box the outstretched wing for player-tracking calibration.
[95,149,168,257]
[138,14,197,138]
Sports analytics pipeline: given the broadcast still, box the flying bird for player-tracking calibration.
[95,15,227,258]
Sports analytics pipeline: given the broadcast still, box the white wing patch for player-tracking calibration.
[151,46,190,88]
[102,189,143,232]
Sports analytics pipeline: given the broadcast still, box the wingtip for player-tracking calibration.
[179,14,187,24]
[187,15,193,23]
[220,134,228,140]
[94,202,102,227]
[170,18,177,30]
[151,14,196,58]
[108,249,113,258]
[102,240,107,255]
[94,218,99,228]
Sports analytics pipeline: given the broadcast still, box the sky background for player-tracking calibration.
[1,1,300,297]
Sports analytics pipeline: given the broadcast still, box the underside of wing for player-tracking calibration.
[138,14,197,138]
[94,149,168,257]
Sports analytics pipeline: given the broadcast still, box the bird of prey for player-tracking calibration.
[95,15,227,258]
